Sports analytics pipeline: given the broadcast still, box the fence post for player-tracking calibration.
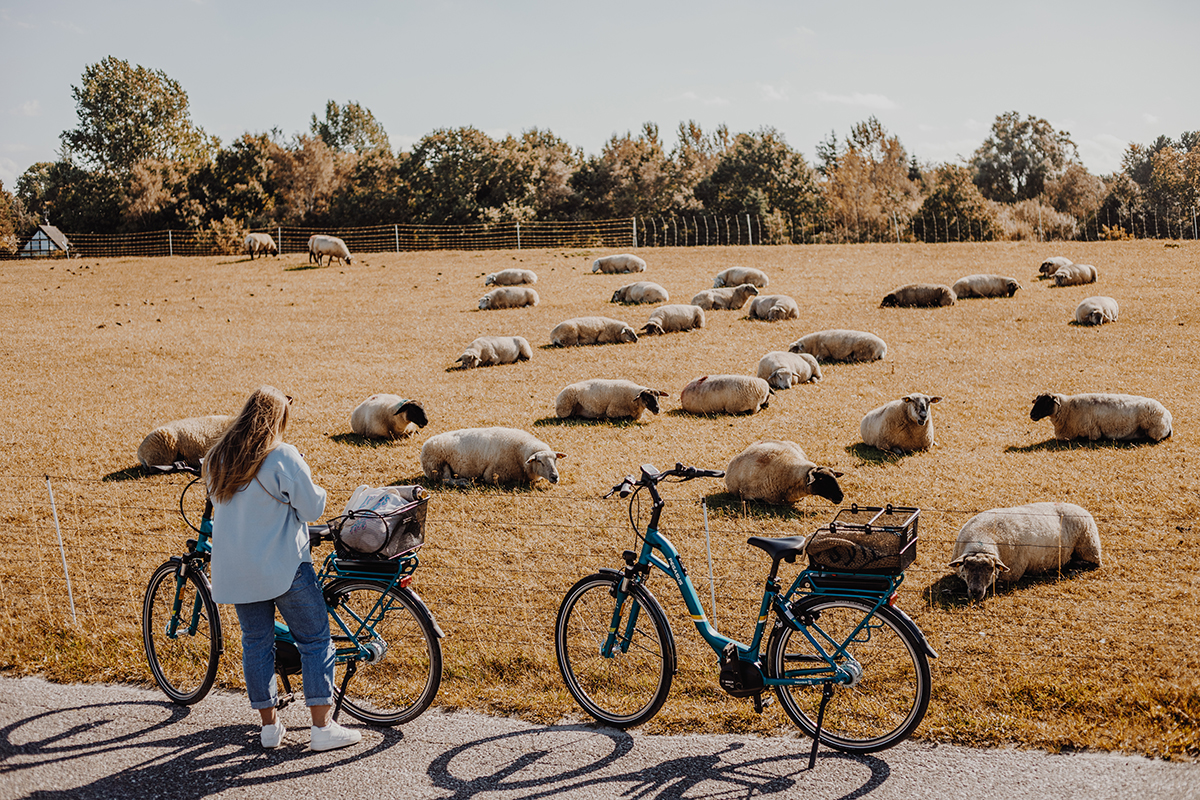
[395,224,399,253]
[632,217,637,247]
[168,230,173,257]
[516,221,521,251]
[278,226,283,254]
[45,476,78,627]
[746,213,753,245]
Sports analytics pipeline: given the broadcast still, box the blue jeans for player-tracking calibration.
[233,562,335,709]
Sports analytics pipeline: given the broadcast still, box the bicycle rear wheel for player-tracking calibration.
[767,597,930,753]
[142,560,221,705]
[325,579,442,726]
[555,572,675,729]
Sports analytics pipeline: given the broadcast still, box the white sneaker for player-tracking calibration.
[261,719,286,749]
[310,721,361,752]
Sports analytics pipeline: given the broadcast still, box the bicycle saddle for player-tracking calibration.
[747,535,808,563]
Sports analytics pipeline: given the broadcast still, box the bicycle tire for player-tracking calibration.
[555,572,675,729]
[766,596,930,753]
[142,560,221,706]
[324,579,442,726]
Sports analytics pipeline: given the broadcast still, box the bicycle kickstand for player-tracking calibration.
[332,660,358,722]
[808,682,835,770]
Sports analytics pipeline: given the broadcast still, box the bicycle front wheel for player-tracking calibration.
[142,560,221,705]
[767,597,930,753]
[555,572,675,729]
[325,579,442,726]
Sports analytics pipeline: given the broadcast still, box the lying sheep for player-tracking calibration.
[479,286,539,310]
[1052,263,1098,286]
[592,254,647,274]
[244,233,278,259]
[611,281,669,305]
[350,395,429,439]
[641,304,705,335]
[951,274,1021,298]
[1074,296,1119,326]
[485,268,538,286]
[713,267,769,288]
[1030,392,1172,442]
[789,329,887,363]
[551,316,638,347]
[1039,256,1073,277]
[137,414,234,469]
[880,284,956,307]
[691,284,759,310]
[860,393,942,455]
[680,375,771,415]
[757,351,821,389]
[724,440,844,505]
[455,335,533,368]
[747,294,800,321]
[555,379,668,421]
[949,502,1102,602]
[308,234,353,266]
[419,427,564,486]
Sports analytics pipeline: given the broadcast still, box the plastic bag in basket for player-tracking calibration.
[337,485,426,555]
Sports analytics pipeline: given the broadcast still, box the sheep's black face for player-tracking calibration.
[1030,394,1057,421]
[903,395,938,426]
[880,294,898,307]
[640,391,662,415]
[810,468,844,504]
[398,402,428,428]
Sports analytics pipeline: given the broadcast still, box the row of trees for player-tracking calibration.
[3,57,1198,253]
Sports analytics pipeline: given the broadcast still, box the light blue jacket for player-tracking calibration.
[209,443,327,605]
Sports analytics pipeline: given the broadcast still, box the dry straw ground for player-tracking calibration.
[1,241,1197,758]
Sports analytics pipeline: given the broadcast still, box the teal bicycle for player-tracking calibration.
[554,463,937,757]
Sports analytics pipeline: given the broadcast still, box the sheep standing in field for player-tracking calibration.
[555,379,668,421]
[691,284,759,310]
[680,375,772,415]
[1052,263,1098,286]
[880,284,956,307]
[747,294,800,321]
[757,351,821,389]
[789,329,887,363]
[860,393,942,455]
[1039,256,1073,277]
[137,415,234,468]
[611,281,669,305]
[551,316,639,346]
[479,286,539,310]
[951,274,1021,298]
[1030,392,1172,442]
[243,233,278,259]
[949,502,1102,602]
[455,335,533,368]
[641,304,705,335]
[1074,297,1119,326]
[309,234,353,266]
[713,267,769,288]
[725,440,844,505]
[592,254,647,274]
[485,268,538,286]
[350,395,428,439]
[420,427,565,487]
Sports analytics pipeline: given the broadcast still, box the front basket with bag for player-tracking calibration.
[330,485,429,559]
[806,504,919,575]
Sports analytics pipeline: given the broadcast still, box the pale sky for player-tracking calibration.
[2,0,1197,191]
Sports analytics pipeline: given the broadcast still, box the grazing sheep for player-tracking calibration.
[641,304,705,335]
[1074,296,1119,326]
[757,351,821,389]
[748,294,800,321]
[555,379,668,421]
[485,268,538,286]
[691,284,759,310]
[880,284,956,307]
[951,274,1022,298]
[592,254,647,274]
[1039,256,1073,277]
[479,286,539,310]
[1052,263,1098,286]
[724,440,844,505]
[789,329,887,363]
[713,267,769,288]
[1030,392,1172,442]
[243,233,278,259]
[550,316,639,346]
[419,426,565,486]
[611,281,669,305]
[308,234,353,266]
[860,393,942,455]
[680,375,772,415]
[137,414,234,469]
[350,394,429,439]
[455,335,533,368]
[949,502,1102,602]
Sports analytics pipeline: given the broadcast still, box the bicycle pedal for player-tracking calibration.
[752,693,774,714]
[276,692,295,709]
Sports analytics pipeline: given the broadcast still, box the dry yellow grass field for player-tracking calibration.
[1,240,1197,758]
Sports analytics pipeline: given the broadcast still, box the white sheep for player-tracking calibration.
[1039,256,1073,277]
[308,234,353,266]
[747,294,800,321]
[724,439,844,505]
[756,351,821,389]
[555,379,668,421]
[641,304,705,335]
[485,268,538,286]
[1052,263,1098,286]
[951,274,1022,298]
[479,286,539,310]
[691,284,759,310]
[137,414,234,468]
[860,393,942,455]
[550,316,639,347]
[788,329,887,363]
[611,281,669,305]
[680,375,772,415]
[1030,393,1172,442]
[1074,296,1119,326]
[592,254,647,274]
[880,284,956,307]
[350,395,429,439]
[455,335,533,368]
[243,233,278,259]
[713,267,769,288]
[949,502,1102,602]
[419,427,565,486]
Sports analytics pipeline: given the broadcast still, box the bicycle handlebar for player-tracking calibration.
[605,462,725,498]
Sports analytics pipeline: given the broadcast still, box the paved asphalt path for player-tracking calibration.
[0,676,1196,799]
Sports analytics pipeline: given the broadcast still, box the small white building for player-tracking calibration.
[18,224,71,258]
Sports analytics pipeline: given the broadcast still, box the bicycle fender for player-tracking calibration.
[888,605,939,660]
[400,587,446,639]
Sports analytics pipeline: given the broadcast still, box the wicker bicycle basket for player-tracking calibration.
[330,496,428,559]
[806,504,920,575]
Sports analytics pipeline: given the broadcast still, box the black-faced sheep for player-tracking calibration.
[611,281,669,305]
[691,284,759,311]
[756,351,821,389]
[880,284,956,308]
[1074,297,1119,326]
[592,254,647,274]
[419,427,565,487]
[455,335,532,369]
[137,414,234,469]
[1030,393,1172,442]
[244,233,278,259]
[485,268,538,286]
[1052,263,1098,286]
[789,329,887,363]
[951,274,1021,298]
[555,379,668,421]
[747,294,800,321]
[859,393,941,455]
[1039,256,1073,277]
[724,439,844,505]
[680,375,771,415]
[713,267,769,288]
[949,502,1102,602]
[641,304,705,335]
[308,234,352,266]
[479,286,539,310]
[350,395,429,439]
[550,316,639,347]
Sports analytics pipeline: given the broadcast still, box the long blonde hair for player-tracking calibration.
[203,386,291,503]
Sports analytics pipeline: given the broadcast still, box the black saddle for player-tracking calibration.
[747,535,807,563]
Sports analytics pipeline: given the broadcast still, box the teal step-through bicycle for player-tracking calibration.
[554,463,937,762]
